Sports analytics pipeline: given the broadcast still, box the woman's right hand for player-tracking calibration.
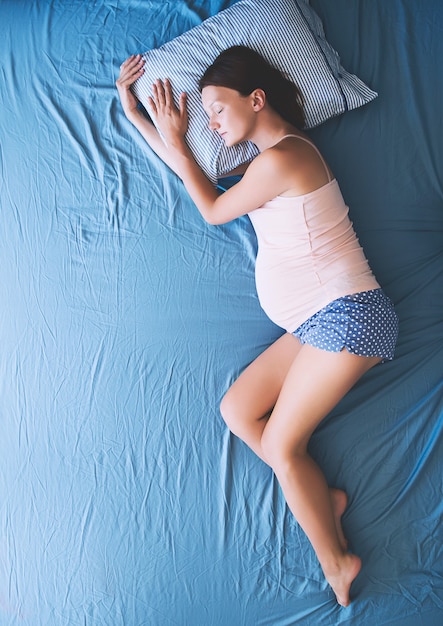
[116,54,145,119]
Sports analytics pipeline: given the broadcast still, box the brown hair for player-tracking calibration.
[199,45,305,129]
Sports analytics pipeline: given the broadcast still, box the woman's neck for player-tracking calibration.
[250,109,299,152]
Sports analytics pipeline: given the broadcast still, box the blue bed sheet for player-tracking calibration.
[1,1,442,624]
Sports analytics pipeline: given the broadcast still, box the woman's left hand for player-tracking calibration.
[148,79,188,148]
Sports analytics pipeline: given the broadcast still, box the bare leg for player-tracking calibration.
[220,334,373,602]
[330,488,348,552]
[220,332,299,461]
[259,344,381,606]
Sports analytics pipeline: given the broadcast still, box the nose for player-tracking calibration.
[208,114,219,131]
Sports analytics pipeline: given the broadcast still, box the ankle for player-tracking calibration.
[322,550,352,578]
[323,553,361,607]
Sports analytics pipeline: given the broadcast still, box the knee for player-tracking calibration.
[219,386,257,440]
[260,427,284,470]
[261,425,305,475]
[219,389,240,434]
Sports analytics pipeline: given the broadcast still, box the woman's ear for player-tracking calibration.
[251,89,266,111]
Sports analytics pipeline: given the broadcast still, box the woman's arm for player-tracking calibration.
[116,55,184,174]
[147,79,290,225]
[116,59,284,224]
[116,59,230,220]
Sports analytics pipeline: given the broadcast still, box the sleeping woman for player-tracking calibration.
[116,45,398,607]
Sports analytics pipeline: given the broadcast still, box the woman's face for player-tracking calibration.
[201,85,256,147]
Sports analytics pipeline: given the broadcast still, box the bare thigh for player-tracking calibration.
[220,332,302,450]
[261,345,382,460]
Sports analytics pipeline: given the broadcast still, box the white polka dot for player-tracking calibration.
[292,289,398,361]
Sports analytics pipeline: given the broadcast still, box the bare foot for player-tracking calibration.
[329,488,348,551]
[326,552,361,607]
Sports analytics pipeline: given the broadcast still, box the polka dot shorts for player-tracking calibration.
[292,289,399,361]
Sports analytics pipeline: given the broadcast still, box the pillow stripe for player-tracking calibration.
[295,1,349,113]
[130,0,377,183]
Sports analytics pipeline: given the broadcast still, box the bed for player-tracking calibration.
[1,1,442,624]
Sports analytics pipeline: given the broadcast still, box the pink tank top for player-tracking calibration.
[248,135,380,333]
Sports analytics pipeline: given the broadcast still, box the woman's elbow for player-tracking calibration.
[204,215,222,226]
[201,212,226,226]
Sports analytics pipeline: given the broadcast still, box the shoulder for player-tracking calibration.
[255,136,313,173]
[271,135,313,165]
[239,147,293,198]
[246,140,297,179]
[262,135,333,196]
[242,138,307,196]
[213,135,330,222]
[210,146,293,223]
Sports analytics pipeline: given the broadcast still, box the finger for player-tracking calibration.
[147,96,157,117]
[121,55,133,65]
[120,54,143,74]
[152,80,166,107]
[152,79,165,106]
[179,91,187,111]
[131,58,144,78]
[163,78,173,107]
[119,60,144,87]
[120,54,136,71]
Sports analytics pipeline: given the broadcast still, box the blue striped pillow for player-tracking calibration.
[131,0,377,184]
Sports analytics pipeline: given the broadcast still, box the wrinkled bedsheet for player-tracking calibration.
[1,1,442,624]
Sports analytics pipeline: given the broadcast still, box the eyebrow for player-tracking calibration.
[202,100,220,114]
